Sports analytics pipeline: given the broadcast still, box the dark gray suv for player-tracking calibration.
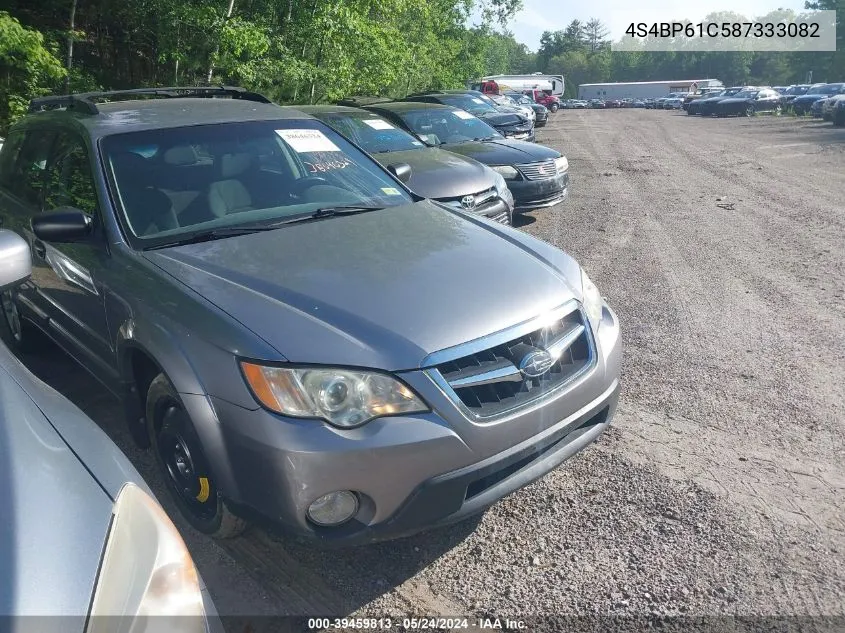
[0,86,621,546]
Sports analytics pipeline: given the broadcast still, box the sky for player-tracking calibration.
[496,0,809,50]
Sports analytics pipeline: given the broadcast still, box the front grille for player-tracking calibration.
[516,159,558,180]
[439,187,498,211]
[432,304,594,418]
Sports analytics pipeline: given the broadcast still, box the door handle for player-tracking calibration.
[33,239,46,259]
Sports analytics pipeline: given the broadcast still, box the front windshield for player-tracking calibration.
[101,120,414,245]
[817,84,843,95]
[318,113,424,154]
[807,84,829,95]
[787,86,808,95]
[398,109,501,146]
[437,94,498,115]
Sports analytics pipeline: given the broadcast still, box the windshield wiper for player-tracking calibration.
[271,205,386,225]
[147,224,280,249]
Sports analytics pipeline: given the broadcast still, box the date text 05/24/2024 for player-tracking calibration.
[306,617,527,630]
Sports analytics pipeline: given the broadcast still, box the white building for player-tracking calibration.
[578,79,723,100]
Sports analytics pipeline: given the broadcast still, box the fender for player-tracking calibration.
[116,315,209,447]
[115,315,257,502]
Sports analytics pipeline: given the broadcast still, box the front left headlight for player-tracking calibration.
[580,269,604,333]
[241,362,429,428]
[491,165,520,180]
[86,484,205,633]
[554,156,569,173]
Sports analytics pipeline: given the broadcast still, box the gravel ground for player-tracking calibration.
[11,109,845,631]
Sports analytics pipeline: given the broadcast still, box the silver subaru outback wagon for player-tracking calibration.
[0,87,621,546]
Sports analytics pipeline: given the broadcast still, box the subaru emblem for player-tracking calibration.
[519,349,555,379]
[460,195,476,211]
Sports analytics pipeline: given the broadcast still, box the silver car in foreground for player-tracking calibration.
[0,230,221,632]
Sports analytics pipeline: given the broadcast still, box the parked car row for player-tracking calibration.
[683,83,845,121]
[0,80,615,599]
[333,90,568,217]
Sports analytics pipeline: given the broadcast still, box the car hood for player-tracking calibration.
[0,349,112,619]
[476,111,526,127]
[718,97,752,105]
[439,138,560,165]
[371,147,495,199]
[144,201,580,371]
[701,95,732,103]
[793,94,826,103]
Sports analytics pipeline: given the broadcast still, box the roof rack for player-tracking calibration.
[28,85,272,115]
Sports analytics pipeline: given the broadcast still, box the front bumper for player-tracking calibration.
[510,171,569,211]
[196,304,621,547]
[498,124,535,142]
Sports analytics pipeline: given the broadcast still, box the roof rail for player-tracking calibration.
[335,96,394,107]
[28,85,272,115]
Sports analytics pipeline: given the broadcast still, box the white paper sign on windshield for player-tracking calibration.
[453,110,475,120]
[363,119,394,130]
[471,98,485,104]
[276,129,340,153]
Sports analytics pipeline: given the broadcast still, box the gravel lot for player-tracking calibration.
[13,109,845,631]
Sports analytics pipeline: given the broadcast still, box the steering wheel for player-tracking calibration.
[291,176,330,197]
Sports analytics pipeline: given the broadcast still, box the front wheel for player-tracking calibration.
[550,103,559,112]
[745,105,754,117]
[147,373,248,539]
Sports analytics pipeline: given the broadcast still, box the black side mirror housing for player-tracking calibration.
[32,208,93,243]
[387,163,412,184]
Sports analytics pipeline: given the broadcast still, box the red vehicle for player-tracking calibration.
[522,89,561,113]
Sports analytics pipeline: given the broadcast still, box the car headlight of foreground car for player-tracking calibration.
[492,171,513,203]
[491,165,520,180]
[241,362,429,428]
[581,269,604,333]
[554,156,569,174]
[86,483,205,633]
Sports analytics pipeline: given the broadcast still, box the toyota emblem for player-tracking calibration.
[460,195,476,210]
[518,349,555,379]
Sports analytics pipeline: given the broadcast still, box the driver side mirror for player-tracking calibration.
[387,163,412,184]
[0,230,32,290]
[31,208,93,244]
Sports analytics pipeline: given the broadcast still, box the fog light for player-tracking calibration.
[307,491,359,526]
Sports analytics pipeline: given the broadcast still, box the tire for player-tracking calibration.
[146,373,248,539]
[794,106,804,116]
[745,105,754,117]
[550,103,559,112]
[774,104,782,115]
[0,290,46,354]
[834,111,845,127]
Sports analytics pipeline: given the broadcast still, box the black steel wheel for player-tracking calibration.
[146,373,247,538]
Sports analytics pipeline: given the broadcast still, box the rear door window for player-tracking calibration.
[3,130,56,209]
[44,132,100,218]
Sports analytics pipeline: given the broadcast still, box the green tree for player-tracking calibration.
[0,11,66,132]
